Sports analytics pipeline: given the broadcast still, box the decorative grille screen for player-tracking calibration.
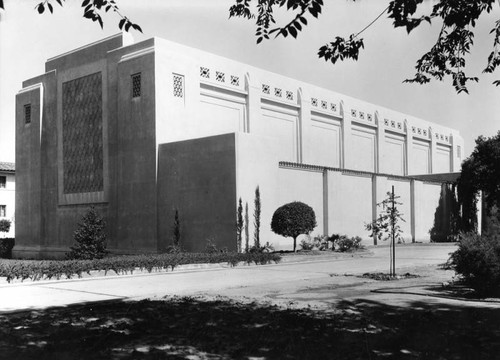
[173,74,184,98]
[132,73,141,98]
[62,72,104,194]
[24,104,31,124]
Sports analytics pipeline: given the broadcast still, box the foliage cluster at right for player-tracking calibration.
[448,231,500,297]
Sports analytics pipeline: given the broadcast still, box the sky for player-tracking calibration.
[0,0,499,163]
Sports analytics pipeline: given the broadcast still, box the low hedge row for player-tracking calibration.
[0,252,282,283]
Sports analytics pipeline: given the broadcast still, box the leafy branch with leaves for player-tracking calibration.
[229,0,500,93]
[0,0,142,33]
[365,190,406,244]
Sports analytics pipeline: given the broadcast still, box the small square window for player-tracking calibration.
[231,76,240,86]
[0,205,5,217]
[24,104,31,124]
[200,67,210,78]
[132,73,141,98]
[0,176,5,188]
[216,71,225,82]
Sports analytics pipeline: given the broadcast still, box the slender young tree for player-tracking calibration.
[253,186,261,248]
[365,188,406,276]
[244,202,250,252]
[236,198,244,253]
[366,190,406,243]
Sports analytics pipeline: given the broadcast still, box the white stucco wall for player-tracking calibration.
[0,171,15,237]
[150,37,462,176]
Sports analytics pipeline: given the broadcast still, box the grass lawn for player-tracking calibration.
[1,295,499,359]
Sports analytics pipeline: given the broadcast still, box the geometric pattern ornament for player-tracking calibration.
[173,74,184,98]
[62,72,104,194]
[132,73,141,98]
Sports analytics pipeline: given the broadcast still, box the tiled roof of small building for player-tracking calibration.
[0,162,15,172]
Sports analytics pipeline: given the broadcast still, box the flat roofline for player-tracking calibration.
[46,32,130,63]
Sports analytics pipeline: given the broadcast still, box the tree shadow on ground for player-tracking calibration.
[1,296,499,359]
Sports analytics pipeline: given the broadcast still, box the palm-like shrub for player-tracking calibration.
[271,201,317,252]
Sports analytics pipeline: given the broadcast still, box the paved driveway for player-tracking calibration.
[0,243,469,313]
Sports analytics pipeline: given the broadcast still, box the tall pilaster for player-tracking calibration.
[341,101,351,170]
[245,72,260,134]
[298,88,311,164]
[405,119,413,176]
[430,127,437,173]
[375,112,384,174]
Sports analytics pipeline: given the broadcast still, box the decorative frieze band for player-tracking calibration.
[351,108,374,124]
[199,66,242,90]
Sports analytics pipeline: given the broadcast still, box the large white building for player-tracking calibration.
[0,162,15,238]
[15,33,462,258]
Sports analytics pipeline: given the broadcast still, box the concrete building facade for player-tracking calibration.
[0,162,15,238]
[15,33,463,258]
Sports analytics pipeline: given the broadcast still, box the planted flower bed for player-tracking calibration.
[0,252,282,283]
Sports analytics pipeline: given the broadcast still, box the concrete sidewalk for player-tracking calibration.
[0,244,466,313]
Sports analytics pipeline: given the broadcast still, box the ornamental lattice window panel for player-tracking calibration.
[351,109,357,117]
[173,74,184,98]
[321,101,327,109]
[311,98,318,106]
[62,72,104,194]
[286,91,293,100]
[331,103,337,112]
[384,119,389,126]
[359,112,365,119]
[132,73,141,98]
[274,88,282,97]
[24,104,31,124]
[231,76,239,86]
[367,114,372,121]
[262,84,270,94]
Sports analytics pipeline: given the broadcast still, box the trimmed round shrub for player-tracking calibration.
[448,232,500,297]
[271,201,317,252]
